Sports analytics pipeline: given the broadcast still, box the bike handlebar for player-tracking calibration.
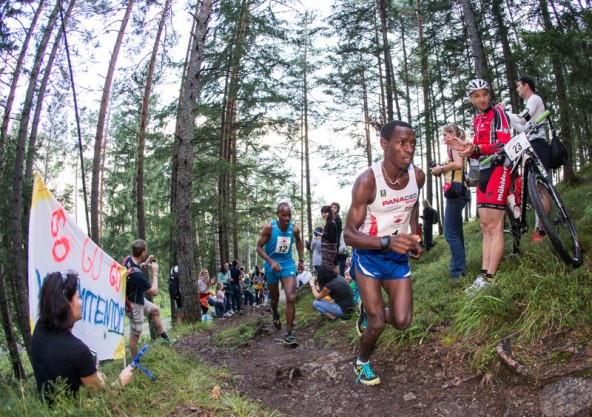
[479,110,551,166]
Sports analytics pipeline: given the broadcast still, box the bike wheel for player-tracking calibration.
[504,208,522,256]
[527,170,583,267]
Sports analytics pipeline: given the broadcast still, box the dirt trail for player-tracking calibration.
[175,306,543,417]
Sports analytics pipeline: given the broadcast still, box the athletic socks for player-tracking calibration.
[485,273,494,283]
[356,358,369,366]
[161,332,169,340]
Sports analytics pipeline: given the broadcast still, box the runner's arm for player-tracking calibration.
[293,224,304,264]
[256,224,281,271]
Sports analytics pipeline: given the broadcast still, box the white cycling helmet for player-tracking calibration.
[466,79,490,96]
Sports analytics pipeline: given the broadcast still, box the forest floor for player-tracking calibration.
[171,301,579,417]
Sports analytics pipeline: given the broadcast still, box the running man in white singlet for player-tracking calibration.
[344,120,425,386]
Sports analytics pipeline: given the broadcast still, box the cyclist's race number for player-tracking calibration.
[505,133,531,162]
[274,236,290,254]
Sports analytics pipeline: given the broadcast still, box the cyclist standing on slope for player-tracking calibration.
[445,79,513,292]
[498,75,551,242]
[344,120,424,386]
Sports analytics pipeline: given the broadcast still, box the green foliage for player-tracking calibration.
[0,344,279,417]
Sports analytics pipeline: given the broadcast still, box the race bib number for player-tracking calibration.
[505,133,531,162]
[274,236,290,254]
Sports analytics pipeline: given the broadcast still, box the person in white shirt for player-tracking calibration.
[296,262,312,288]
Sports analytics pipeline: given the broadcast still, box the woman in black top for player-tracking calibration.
[310,265,355,320]
[320,205,337,267]
[31,271,133,402]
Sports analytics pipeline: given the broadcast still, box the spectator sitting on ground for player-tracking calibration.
[31,271,134,402]
[198,268,215,316]
[344,268,360,305]
[310,265,355,321]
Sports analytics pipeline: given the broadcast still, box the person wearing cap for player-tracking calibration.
[445,79,512,292]
[310,227,323,274]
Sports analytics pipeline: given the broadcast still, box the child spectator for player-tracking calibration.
[215,282,226,319]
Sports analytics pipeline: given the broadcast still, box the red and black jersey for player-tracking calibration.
[472,107,512,156]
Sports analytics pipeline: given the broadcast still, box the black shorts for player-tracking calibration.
[530,138,550,171]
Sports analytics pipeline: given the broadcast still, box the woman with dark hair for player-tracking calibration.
[320,205,337,267]
[310,264,355,320]
[31,271,133,402]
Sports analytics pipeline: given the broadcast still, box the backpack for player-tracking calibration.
[431,208,438,225]
[122,256,133,316]
[169,266,181,298]
[547,118,568,169]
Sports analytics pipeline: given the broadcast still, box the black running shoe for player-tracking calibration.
[272,312,281,330]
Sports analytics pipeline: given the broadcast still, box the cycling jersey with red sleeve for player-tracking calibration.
[473,107,512,210]
[472,107,512,155]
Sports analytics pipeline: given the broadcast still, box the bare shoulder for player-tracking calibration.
[352,167,376,204]
[414,165,426,188]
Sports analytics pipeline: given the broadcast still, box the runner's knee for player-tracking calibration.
[366,312,386,333]
[393,314,412,330]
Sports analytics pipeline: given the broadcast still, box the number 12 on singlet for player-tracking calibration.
[275,236,290,254]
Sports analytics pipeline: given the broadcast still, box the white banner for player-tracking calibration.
[28,172,127,360]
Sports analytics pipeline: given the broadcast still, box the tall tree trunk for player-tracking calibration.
[0,0,47,179]
[90,0,135,244]
[458,0,490,81]
[137,0,171,241]
[377,0,394,121]
[0,263,25,379]
[416,0,434,202]
[372,5,386,125]
[303,16,313,243]
[11,0,62,357]
[219,0,251,264]
[400,18,412,123]
[138,0,171,339]
[492,0,519,111]
[25,0,77,219]
[540,0,575,183]
[361,67,373,167]
[176,0,213,322]
[168,13,195,323]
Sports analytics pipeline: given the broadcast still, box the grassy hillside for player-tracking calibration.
[380,163,592,371]
[1,165,590,416]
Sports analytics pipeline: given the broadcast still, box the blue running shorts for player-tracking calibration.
[351,248,410,280]
[264,265,297,285]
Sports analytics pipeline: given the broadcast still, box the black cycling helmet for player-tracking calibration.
[466,79,490,96]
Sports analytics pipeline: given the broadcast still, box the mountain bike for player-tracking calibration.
[481,110,583,267]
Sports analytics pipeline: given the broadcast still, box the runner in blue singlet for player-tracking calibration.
[256,202,304,347]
